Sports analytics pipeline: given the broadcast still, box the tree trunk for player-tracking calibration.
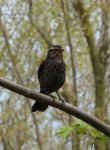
[73,0,109,149]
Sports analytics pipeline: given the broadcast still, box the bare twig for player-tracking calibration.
[28,0,52,48]
[60,0,78,103]
[0,9,43,150]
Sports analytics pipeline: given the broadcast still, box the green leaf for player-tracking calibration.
[56,127,73,138]
[56,117,109,144]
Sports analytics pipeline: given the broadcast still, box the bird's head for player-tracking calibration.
[47,45,64,59]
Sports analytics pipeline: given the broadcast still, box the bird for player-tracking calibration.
[32,45,65,112]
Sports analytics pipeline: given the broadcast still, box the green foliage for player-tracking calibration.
[56,117,109,144]
[56,126,73,138]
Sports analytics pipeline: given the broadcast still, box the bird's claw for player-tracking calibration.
[49,93,65,103]
[49,95,56,101]
[59,98,65,103]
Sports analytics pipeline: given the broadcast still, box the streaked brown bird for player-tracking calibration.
[32,45,65,112]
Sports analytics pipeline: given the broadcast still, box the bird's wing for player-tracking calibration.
[38,60,46,81]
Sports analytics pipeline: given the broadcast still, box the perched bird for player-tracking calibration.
[32,45,65,112]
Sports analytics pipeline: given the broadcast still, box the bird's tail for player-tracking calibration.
[32,101,48,112]
[32,91,48,112]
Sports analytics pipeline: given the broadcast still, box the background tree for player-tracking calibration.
[0,0,110,150]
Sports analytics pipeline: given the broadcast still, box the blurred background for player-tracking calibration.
[0,0,110,150]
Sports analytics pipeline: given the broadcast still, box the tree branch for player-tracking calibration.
[28,0,52,48]
[0,77,110,137]
[60,0,78,103]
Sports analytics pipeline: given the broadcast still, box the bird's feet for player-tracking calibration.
[49,94,56,101]
[59,98,65,103]
[56,92,65,103]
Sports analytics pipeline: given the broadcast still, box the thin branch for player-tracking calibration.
[60,0,78,103]
[28,0,52,48]
[0,9,43,150]
[0,77,110,137]
[26,99,43,150]
[0,56,43,150]
[0,9,23,84]
[0,55,22,85]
